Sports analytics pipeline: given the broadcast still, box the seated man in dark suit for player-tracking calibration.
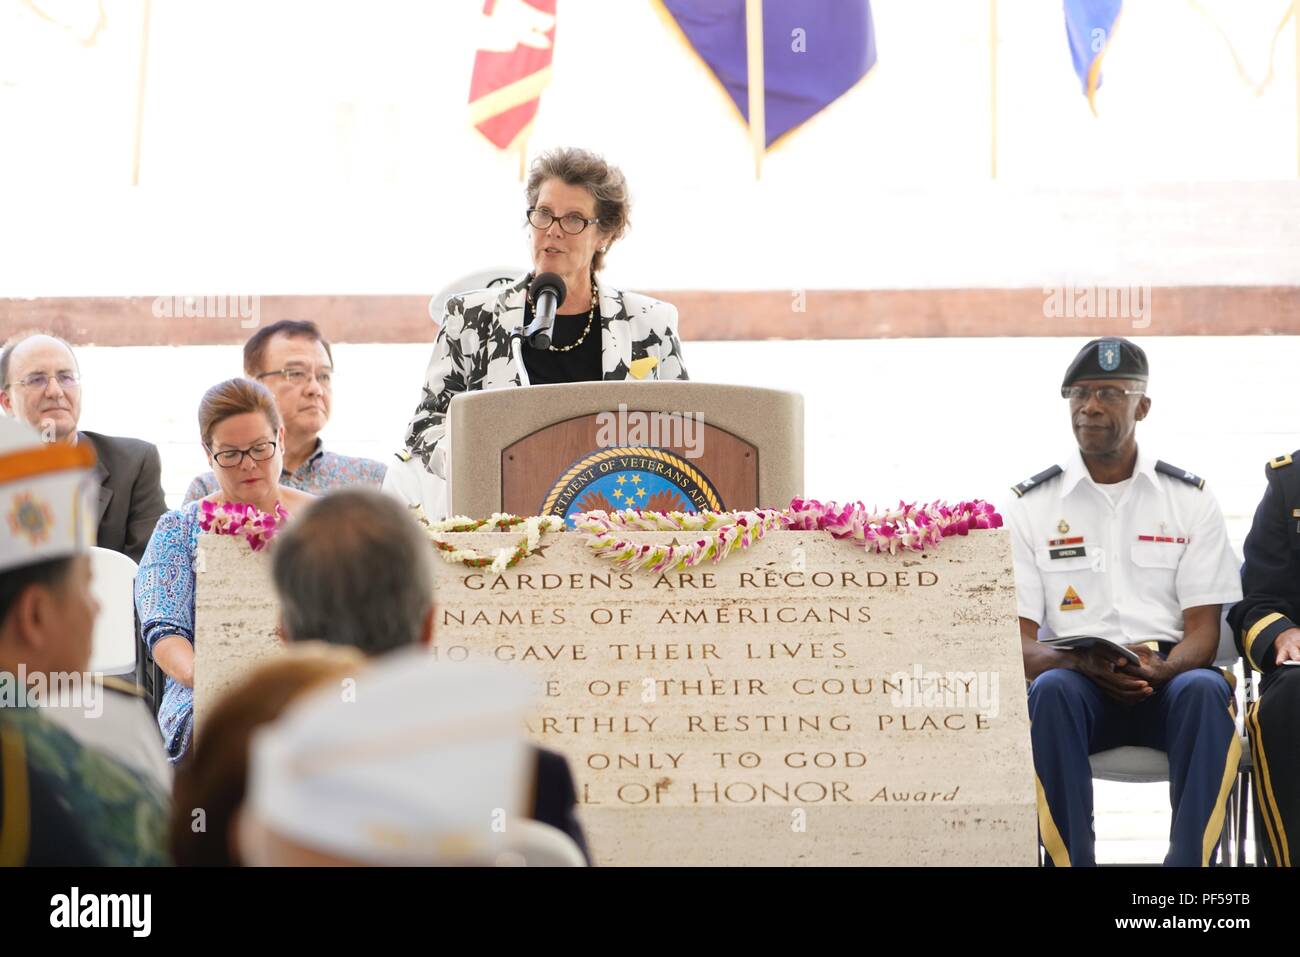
[0,331,167,564]
[267,487,591,861]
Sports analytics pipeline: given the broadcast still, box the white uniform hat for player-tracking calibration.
[0,417,98,574]
[245,649,534,865]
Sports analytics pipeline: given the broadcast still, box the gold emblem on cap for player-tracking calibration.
[8,493,54,546]
[1057,519,1070,534]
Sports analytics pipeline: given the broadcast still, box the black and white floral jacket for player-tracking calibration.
[402,274,688,476]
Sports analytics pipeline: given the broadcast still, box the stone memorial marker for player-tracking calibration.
[196,527,1036,865]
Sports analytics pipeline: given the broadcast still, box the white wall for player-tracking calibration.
[75,335,1298,551]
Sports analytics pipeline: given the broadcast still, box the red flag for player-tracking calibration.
[468,0,557,152]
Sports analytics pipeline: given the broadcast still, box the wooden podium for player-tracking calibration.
[446,381,804,519]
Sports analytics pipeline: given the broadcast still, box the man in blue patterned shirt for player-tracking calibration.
[183,320,386,502]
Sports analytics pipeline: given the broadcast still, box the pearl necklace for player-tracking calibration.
[528,274,598,352]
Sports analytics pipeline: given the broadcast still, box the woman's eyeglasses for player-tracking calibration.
[209,440,277,468]
[526,208,599,235]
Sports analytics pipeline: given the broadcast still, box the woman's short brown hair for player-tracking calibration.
[197,377,282,448]
[170,643,367,866]
[525,147,629,273]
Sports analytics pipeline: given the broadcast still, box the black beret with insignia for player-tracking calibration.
[1062,337,1149,389]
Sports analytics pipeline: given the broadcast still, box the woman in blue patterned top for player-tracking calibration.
[135,378,316,763]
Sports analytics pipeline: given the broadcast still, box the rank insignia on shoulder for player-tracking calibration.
[1011,465,1063,498]
[1155,461,1205,490]
[1269,453,1294,470]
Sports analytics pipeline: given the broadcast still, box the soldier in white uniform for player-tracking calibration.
[1004,338,1242,866]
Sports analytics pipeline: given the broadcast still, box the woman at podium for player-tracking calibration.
[390,147,688,516]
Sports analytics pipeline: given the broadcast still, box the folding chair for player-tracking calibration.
[1085,607,1250,865]
[88,546,139,677]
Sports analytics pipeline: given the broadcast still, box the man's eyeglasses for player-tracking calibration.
[209,440,277,468]
[526,207,599,235]
[256,367,333,387]
[1061,385,1145,404]
[9,372,80,391]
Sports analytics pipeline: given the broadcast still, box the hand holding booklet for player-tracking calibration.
[1039,634,1144,665]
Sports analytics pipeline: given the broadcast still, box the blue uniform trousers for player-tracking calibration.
[1028,667,1239,866]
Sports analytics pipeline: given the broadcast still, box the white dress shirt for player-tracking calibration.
[1005,446,1242,645]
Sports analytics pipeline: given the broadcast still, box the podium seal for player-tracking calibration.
[540,446,724,524]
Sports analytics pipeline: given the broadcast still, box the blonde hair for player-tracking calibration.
[197,377,282,448]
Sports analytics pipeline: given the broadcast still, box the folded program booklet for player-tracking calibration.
[1039,635,1145,665]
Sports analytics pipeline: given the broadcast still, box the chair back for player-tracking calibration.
[89,546,138,676]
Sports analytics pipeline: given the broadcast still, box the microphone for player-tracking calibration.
[523,272,567,350]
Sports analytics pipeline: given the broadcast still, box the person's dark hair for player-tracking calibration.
[170,644,365,866]
[271,489,434,656]
[0,557,72,626]
[525,147,630,273]
[0,330,77,391]
[242,321,333,378]
[197,378,282,449]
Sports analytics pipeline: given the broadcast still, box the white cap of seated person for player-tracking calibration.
[0,415,100,703]
[0,415,97,579]
[239,651,536,866]
[389,147,689,519]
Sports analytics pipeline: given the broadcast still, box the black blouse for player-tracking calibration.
[520,296,603,385]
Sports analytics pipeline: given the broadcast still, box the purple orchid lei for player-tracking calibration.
[198,499,290,552]
[785,498,1003,554]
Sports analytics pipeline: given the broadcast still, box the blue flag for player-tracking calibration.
[1063,0,1122,114]
[660,0,876,151]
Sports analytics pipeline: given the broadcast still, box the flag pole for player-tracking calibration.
[745,0,765,178]
[990,0,998,179]
[1294,0,1299,177]
[131,0,153,185]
